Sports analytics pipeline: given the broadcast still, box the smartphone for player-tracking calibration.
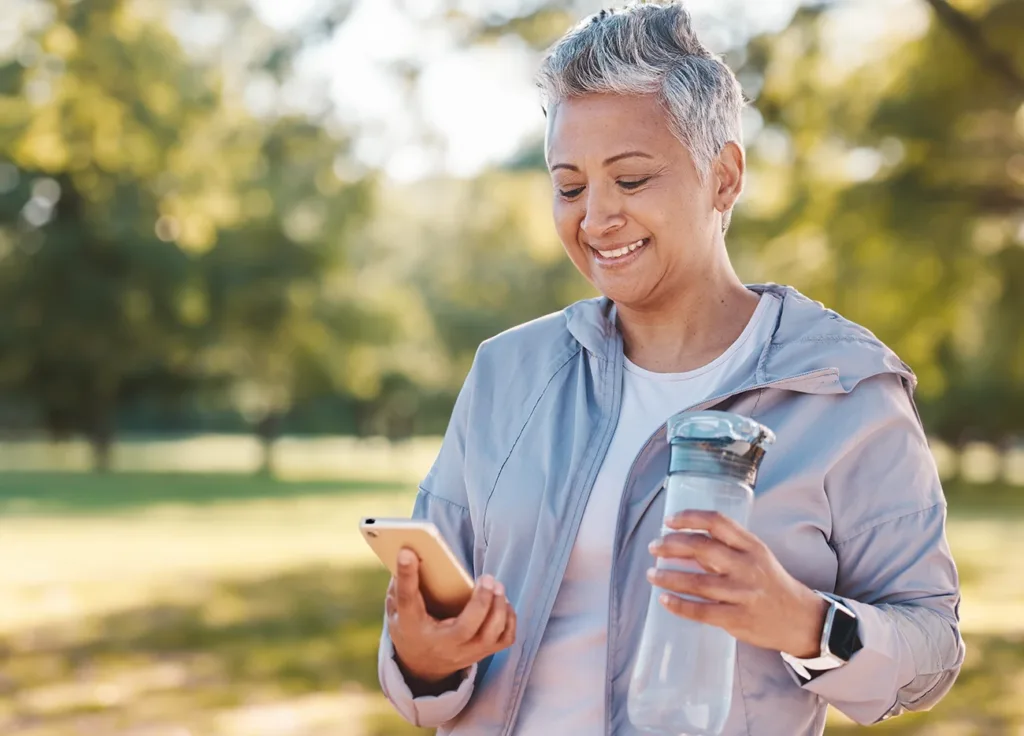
[360,517,475,619]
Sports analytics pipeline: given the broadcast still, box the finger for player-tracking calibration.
[665,510,755,551]
[650,532,744,575]
[658,591,736,627]
[394,548,427,618]
[449,576,496,641]
[472,583,509,647]
[498,602,517,648]
[647,568,751,604]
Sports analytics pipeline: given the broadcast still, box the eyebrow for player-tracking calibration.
[550,150,654,172]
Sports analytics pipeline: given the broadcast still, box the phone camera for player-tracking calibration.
[366,530,378,538]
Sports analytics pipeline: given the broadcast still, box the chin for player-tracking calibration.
[594,281,659,309]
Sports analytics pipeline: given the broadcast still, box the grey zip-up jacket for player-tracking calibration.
[378,283,964,735]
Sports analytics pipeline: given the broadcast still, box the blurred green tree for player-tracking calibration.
[0,0,224,469]
[198,116,379,473]
[731,0,1024,446]
[1,0,1021,459]
[0,0,379,471]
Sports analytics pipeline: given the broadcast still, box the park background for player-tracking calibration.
[1,0,1023,733]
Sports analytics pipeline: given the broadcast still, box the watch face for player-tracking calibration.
[828,606,863,661]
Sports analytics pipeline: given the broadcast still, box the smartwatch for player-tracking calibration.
[780,591,863,682]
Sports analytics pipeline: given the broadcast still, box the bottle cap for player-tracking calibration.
[667,410,776,486]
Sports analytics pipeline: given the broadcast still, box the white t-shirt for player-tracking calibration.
[513,293,781,735]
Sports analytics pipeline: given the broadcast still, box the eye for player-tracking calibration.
[558,186,585,200]
[618,177,651,191]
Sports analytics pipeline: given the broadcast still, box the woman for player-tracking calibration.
[377,4,964,734]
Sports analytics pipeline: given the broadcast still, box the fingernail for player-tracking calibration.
[495,582,505,597]
[480,577,494,591]
[648,540,661,553]
[398,549,415,565]
[659,593,671,606]
[646,568,657,582]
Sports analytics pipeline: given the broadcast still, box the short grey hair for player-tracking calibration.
[537,2,745,182]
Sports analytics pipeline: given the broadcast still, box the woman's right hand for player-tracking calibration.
[387,548,517,687]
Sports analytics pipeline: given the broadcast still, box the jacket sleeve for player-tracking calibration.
[377,355,481,728]
[799,373,965,725]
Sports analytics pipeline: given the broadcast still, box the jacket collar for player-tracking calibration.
[563,283,915,396]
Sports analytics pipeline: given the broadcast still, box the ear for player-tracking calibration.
[712,141,744,213]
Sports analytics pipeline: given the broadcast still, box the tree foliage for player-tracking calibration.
[0,0,377,468]
[732,0,1024,444]
[0,0,1021,470]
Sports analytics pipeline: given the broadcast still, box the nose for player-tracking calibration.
[580,186,625,240]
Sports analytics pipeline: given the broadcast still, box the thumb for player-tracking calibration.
[395,548,426,617]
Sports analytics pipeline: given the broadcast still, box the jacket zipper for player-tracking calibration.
[499,347,626,736]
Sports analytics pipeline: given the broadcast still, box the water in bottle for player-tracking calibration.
[628,410,775,736]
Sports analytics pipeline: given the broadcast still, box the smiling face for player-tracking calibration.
[545,92,741,311]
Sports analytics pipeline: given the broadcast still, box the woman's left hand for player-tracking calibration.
[647,510,829,658]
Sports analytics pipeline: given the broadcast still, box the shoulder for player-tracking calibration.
[470,302,588,385]
[450,300,601,446]
[768,285,893,353]
[760,284,916,394]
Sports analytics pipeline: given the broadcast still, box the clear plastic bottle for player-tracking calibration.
[628,410,776,736]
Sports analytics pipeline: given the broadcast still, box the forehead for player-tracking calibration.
[545,93,676,163]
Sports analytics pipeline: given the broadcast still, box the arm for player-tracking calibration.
[378,490,481,727]
[800,374,965,725]
[377,354,481,728]
[648,373,964,725]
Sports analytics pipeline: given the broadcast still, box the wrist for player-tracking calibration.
[786,589,830,659]
[394,652,464,694]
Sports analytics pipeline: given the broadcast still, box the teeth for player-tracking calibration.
[598,239,646,259]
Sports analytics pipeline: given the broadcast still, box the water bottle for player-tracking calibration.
[628,410,775,736]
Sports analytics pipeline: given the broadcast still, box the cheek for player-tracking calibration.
[629,190,672,232]
[552,200,581,244]
[552,201,591,271]
[662,187,709,233]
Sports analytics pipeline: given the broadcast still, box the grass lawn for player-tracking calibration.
[0,472,1021,735]
[0,471,410,514]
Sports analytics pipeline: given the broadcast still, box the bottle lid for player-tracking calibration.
[667,410,776,485]
[668,410,775,448]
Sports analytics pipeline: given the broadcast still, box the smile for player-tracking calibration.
[590,237,650,264]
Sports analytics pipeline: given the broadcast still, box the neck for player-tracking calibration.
[616,260,760,374]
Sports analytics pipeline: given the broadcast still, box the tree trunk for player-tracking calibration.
[89,405,115,474]
[91,431,113,473]
[256,413,281,476]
